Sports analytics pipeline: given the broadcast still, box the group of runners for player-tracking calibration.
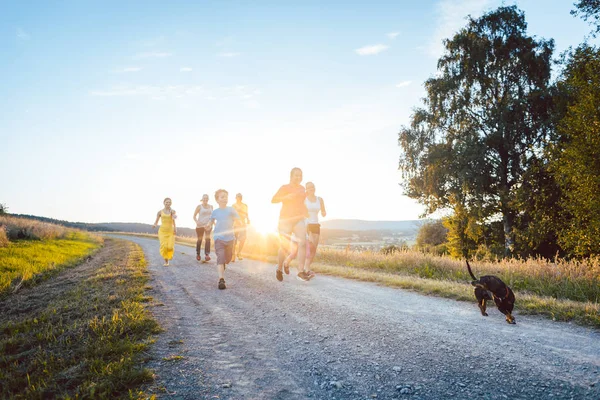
[152,167,326,290]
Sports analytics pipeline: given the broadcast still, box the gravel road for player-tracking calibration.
[111,235,600,400]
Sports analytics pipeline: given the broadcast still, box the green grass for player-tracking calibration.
[0,232,102,297]
[0,239,161,399]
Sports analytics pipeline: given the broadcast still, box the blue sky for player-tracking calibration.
[1,0,595,230]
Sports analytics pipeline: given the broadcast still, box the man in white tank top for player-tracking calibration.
[193,194,213,262]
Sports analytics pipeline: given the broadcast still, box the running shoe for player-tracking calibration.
[205,254,211,262]
[283,262,290,275]
[296,271,311,281]
[306,270,316,278]
[196,254,201,261]
[276,268,283,282]
[237,254,244,260]
[163,262,169,267]
[218,278,226,290]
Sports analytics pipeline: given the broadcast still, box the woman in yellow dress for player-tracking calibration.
[152,197,177,266]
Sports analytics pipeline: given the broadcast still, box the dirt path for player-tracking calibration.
[110,235,600,399]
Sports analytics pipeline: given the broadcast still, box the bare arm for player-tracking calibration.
[193,205,200,224]
[271,186,285,203]
[320,197,327,218]
[152,211,161,228]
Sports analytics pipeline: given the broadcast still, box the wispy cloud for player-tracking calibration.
[355,44,389,56]
[387,32,400,39]
[428,0,496,57]
[395,80,412,88]
[218,52,241,57]
[17,28,30,40]
[90,84,261,104]
[180,67,193,72]
[133,51,172,59]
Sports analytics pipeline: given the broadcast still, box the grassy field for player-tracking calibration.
[0,238,161,399]
[0,215,103,298]
[0,234,102,297]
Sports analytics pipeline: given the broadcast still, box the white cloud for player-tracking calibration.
[17,28,30,40]
[218,52,241,57]
[428,0,497,57]
[90,84,261,103]
[396,80,412,88]
[133,51,173,59]
[180,67,193,72]
[387,32,400,39]
[355,44,389,56]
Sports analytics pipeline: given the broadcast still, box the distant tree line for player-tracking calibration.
[399,3,600,259]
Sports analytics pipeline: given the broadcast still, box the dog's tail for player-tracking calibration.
[466,259,478,281]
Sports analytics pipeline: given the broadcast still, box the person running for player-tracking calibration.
[304,181,326,276]
[283,233,312,271]
[152,197,177,266]
[271,167,311,282]
[231,193,250,262]
[210,189,241,290]
[193,194,213,262]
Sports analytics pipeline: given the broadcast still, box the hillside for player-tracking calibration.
[320,219,425,233]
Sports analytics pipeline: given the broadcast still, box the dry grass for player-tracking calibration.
[0,215,85,243]
[315,247,600,303]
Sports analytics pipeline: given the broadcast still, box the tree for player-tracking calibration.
[398,6,554,256]
[416,220,448,247]
[550,44,600,256]
[571,0,600,36]
[0,203,7,215]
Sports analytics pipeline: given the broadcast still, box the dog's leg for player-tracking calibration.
[500,309,516,324]
[478,298,488,316]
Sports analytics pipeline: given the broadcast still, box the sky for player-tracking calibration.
[0,0,595,232]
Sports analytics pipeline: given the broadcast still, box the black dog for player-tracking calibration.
[467,260,516,324]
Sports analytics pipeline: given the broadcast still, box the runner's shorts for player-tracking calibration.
[307,223,321,234]
[215,239,234,265]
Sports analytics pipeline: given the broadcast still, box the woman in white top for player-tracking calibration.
[304,181,326,274]
[193,194,213,262]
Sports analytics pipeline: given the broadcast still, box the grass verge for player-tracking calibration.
[0,232,102,298]
[0,238,161,399]
[310,262,600,328]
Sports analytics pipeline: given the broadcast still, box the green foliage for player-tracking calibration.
[0,203,7,215]
[512,158,563,258]
[415,220,448,247]
[550,44,600,257]
[571,0,600,36]
[398,5,554,256]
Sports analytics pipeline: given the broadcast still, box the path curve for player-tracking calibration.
[111,235,600,400]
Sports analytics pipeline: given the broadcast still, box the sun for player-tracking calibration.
[250,219,278,235]
[248,208,279,235]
